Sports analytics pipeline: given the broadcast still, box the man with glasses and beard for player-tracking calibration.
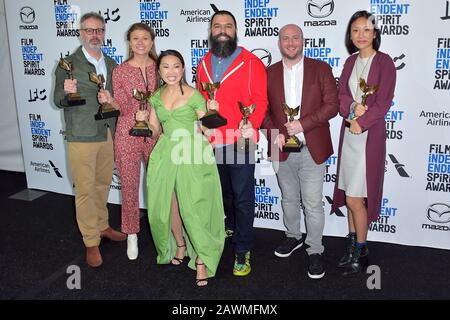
[197,10,267,277]
[54,12,125,268]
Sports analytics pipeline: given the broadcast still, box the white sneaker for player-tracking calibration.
[127,234,138,260]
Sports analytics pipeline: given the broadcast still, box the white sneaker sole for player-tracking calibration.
[308,271,325,279]
[274,242,303,258]
[127,235,138,260]
[127,253,138,260]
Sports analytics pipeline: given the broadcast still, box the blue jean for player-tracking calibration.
[216,145,255,252]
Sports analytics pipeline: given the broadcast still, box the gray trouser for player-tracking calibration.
[273,147,325,255]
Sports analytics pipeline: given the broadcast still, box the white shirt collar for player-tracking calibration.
[81,46,105,64]
[282,56,304,72]
[81,46,108,85]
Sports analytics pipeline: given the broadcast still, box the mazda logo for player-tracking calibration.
[111,167,122,185]
[306,0,334,18]
[251,48,272,67]
[427,203,450,224]
[20,6,35,24]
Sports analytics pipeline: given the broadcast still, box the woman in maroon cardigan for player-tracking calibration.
[331,10,396,276]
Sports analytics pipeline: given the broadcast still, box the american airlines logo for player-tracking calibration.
[306,0,334,18]
[210,3,219,13]
[49,160,63,178]
[388,154,410,178]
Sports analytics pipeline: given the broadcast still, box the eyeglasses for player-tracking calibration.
[80,28,105,35]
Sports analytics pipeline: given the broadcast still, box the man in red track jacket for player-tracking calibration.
[197,10,267,277]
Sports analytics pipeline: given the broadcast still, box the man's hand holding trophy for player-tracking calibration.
[199,82,227,128]
[89,72,120,120]
[281,103,303,152]
[235,102,256,154]
[58,55,86,106]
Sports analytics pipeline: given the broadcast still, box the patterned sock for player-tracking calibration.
[356,241,367,248]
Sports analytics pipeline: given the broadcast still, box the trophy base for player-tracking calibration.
[282,145,303,153]
[94,109,120,120]
[67,97,86,106]
[199,112,227,129]
[282,137,303,152]
[129,127,153,137]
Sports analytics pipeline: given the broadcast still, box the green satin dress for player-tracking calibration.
[147,87,225,277]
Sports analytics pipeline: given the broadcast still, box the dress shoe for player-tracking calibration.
[86,246,102,267]
[127,234,138,260]
[338,233,356,268]
[100,227,127,241]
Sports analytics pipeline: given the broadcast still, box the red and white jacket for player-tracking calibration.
[196,47,267,145]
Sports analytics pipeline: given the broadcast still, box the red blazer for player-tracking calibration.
[262,57,338,164]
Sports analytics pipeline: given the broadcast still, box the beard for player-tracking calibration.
[209,33,238,58]
[281,48,302,61]
[81,37,102,51]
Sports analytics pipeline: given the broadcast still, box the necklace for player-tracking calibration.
[356,51,376,82]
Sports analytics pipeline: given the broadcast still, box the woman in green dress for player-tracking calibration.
[136,50,225,287]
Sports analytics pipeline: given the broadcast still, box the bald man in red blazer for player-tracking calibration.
[263,55,338,163]
[261,24,338,279]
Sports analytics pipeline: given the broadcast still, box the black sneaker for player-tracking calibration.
[274,237,303,257]
[308,253,325,279]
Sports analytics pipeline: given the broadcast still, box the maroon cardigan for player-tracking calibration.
[331,51,396,223]
[262,57,339,164]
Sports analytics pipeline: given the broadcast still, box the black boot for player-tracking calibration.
[337,233,356,268]
[342,245,369,277]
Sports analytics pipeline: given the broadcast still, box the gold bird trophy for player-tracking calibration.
[235,102,256,153]
[89,72,120,120]
[58,56,86,106]
[282,103,303,152]
[348,78,378,122]
[129,88,152,137]
[199,82,227,128]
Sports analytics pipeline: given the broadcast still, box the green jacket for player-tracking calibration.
[53,46,117,142]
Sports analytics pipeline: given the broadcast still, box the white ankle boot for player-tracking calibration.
[127,234,138,260]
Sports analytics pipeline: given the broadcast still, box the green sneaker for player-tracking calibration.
[233,251,251,276]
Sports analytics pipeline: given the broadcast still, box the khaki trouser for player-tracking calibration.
[67,130,114,247]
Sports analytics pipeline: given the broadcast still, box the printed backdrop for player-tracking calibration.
[4,0,450,249]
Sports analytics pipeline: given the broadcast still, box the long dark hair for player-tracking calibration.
[345,10,381,54]
[157,49,187,95]
[125,23,158,62]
